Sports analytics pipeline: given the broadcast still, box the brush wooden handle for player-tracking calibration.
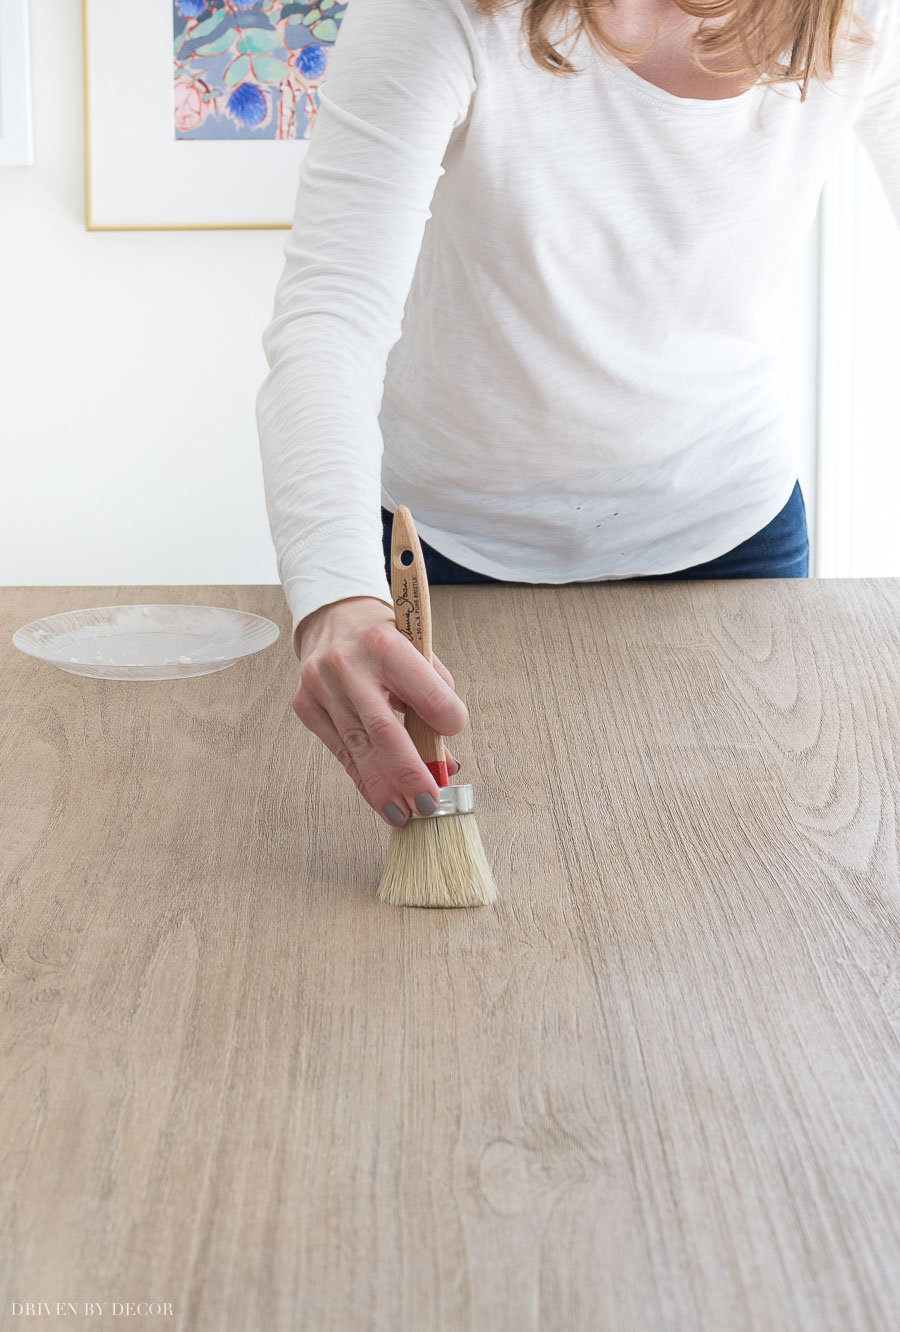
[389,505,449,788]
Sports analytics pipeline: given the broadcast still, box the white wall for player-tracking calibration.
[815,136,900,577]
[1,0,283,588]
[848,148,900,575]
[1,0,821,591]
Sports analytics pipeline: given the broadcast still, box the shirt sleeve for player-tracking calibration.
[255,0,480,657]
[853,0,900,225]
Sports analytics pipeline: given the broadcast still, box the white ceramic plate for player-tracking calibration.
[12,604,280,680]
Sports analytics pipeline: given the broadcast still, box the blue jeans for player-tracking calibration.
[381,480,810,585]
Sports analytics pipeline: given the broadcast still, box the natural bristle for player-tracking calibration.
[375,813,497,908]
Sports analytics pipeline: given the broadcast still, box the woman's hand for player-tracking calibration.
[293,596,467,826]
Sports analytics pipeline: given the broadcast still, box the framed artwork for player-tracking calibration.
[82,0,347,230]
[0,0,34,165]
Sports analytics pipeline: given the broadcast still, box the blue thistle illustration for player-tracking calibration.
[295,44,327,78]
[226,83,267,126]
[175,0,207,16]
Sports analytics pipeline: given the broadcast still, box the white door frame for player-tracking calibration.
[815,134,862,578]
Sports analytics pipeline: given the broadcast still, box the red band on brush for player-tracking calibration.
[426,759,449,788]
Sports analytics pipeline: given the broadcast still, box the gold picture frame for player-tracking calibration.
[82,0,336,230]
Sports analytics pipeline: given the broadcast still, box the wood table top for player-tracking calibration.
[3,581,900,1330]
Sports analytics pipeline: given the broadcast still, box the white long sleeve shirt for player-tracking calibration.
[256,0,899,651]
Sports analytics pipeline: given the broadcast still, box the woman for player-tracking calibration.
[256,0,898,828]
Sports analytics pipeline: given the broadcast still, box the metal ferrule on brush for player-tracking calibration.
[411,783,476,818]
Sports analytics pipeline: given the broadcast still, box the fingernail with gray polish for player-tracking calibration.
[384,802,407,826]
[415,793,439,816]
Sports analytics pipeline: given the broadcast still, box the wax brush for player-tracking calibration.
[375,505,497,908]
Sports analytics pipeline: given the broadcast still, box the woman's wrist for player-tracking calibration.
[294,596,393,659]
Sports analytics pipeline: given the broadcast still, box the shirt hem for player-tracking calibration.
[387,471,801,582]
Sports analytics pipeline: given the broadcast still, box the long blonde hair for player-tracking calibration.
[475,0,877,101]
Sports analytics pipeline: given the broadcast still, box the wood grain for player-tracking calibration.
[2,581,899,1330]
